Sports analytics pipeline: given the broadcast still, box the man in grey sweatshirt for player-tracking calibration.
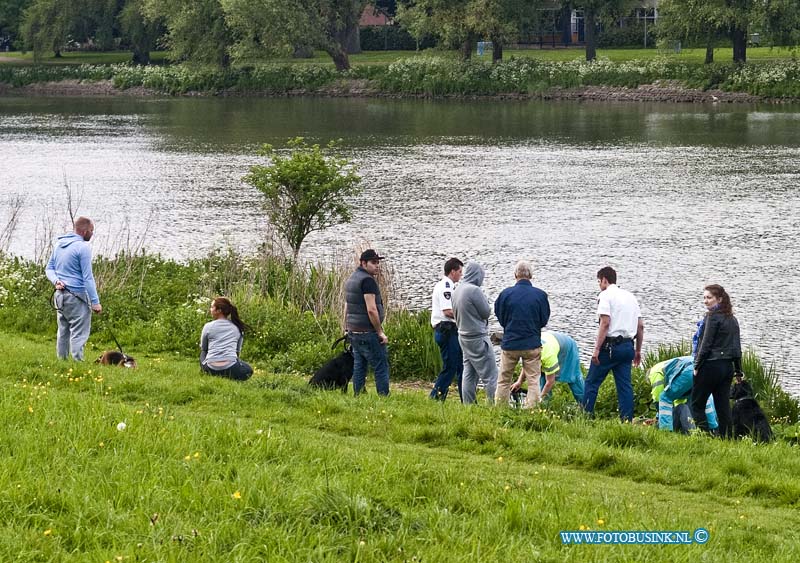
[451,261,497,405]
[45,217,102,361]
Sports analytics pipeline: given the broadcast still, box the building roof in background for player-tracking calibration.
[360,4,392,27]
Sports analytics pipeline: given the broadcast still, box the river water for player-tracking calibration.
[1,96,799,392]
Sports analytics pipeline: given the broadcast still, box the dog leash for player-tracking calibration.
[50,287,128,357]
[331,334,353,353]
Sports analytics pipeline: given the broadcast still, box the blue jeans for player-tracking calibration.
[673,403,694,434]
[581,340,635,421]
[350,332,390,396]
[430,325,463,401]
[201,359,253,381]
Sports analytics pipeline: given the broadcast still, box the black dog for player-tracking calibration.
[309,336,353,392]
[731,379,773,443]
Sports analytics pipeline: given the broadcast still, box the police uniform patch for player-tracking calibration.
[443,291,451,300]
[445,281,451,288]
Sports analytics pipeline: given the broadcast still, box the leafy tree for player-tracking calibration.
[761,0,800,46]
[0,0,32,48]
[244,138,362,258]
[571,0,638,61]
[727,0,753,63]
[477,0,526,61]
[657,0,727,63]
[656,0,789,63]
[397,0,539,61]
[20,0,74,58]
[222,0,367,70]
[20,0,124,58]
[395,0,433,50]
[314,0,367,61]
[119,0,162,64]
[220,0,301,62]
[143,0,233,67]
[81,0,121,50]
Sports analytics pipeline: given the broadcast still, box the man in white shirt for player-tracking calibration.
[581,266,644,422]
[430,257,464,401]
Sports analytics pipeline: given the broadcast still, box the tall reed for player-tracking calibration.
[0,194,25,253]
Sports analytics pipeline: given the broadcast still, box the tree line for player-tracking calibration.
[0,0,798,68]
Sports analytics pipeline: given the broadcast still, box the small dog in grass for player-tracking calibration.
[309,336,353,392]
[730,378,773,443]
[96,350,137,368]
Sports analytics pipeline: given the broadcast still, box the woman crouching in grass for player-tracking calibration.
[200,297,253,381]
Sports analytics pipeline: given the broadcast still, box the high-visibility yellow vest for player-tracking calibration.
[648,359,688,406]
[541,332,560,377]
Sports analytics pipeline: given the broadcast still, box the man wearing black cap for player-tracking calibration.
[344,249,390,395]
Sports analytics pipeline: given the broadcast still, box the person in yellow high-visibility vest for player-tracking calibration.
[648,356,718,433]
[511,330,584,403]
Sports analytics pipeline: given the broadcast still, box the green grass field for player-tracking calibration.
[3,330,800,562]
[0,50,169,65]
[276,46,800,64]
[1,46,796,66]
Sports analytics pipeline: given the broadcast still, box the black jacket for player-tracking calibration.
[694,311,742,372]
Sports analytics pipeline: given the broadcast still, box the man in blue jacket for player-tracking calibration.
[494,261,550,408]
[45,217,102,361]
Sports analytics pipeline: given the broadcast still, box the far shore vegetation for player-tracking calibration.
[3,51,800,99]
[2,1,800,100]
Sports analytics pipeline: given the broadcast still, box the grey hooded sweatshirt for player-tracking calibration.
[452,261,491,337]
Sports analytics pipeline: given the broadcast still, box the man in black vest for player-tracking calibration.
[345,249,390,395]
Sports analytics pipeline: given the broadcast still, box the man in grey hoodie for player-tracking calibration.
[45,217,102,361]
[451,261,497,405]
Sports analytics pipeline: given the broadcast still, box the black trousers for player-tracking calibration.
[691,359,733,437]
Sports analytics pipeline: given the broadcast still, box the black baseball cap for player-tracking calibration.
[360,249,385,262]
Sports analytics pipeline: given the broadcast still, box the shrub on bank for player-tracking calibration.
[239,64,338,91]
[113,64,236,94]
[378,56,720,94]
[0,63,116,86]
[723,59,800,97]
[112,63,341,94]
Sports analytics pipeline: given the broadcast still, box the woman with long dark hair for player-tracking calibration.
[200,297,253,380]
[691,284,742,437]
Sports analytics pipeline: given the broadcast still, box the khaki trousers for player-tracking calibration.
[496,348,542,408]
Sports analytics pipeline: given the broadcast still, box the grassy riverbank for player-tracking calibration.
[3,330,800,562]
[2,51,800,99]
[2,249,798,421]
[0,250,441,381]
[2,47,798,65]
